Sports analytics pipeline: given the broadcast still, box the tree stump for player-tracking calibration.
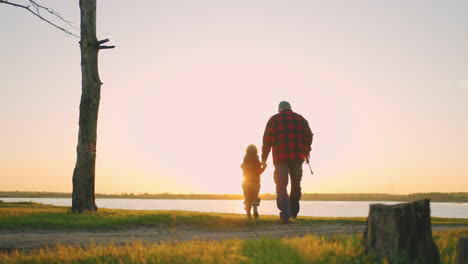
[363,199,440,263]
[456,237,468,264]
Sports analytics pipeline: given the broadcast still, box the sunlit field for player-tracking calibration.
[1,230,468,263]
[0,202,369,230]
[1,202,468,263]
[0,236,365,264]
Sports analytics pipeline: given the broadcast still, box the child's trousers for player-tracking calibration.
[242,182,260,211]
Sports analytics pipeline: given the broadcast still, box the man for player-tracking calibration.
[261,101,313,224]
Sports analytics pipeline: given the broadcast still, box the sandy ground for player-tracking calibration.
[0,224,464,251]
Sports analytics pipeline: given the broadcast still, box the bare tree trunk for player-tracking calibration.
[363,199,440,263]
[456,238,468,264]
[72,0,100,213]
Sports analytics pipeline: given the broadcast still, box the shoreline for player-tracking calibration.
[2,191,468,203]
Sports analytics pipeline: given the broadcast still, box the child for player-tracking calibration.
[241,144,266,218]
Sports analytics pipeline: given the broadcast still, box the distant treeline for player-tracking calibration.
[1,191,468,202]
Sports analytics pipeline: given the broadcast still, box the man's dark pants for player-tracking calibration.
[274,161,303,221]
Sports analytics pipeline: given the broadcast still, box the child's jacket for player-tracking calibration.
[241,153,265,184]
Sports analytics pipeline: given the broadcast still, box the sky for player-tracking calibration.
[1,0,467,195]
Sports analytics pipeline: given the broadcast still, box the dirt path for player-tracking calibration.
[0,224,464,251]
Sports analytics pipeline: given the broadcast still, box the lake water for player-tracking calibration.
[2,198,468,218]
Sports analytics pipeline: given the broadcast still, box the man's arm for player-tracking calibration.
[304,119,313,157]
[261,118,274,164]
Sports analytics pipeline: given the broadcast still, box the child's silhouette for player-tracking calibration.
[241,144,266,218]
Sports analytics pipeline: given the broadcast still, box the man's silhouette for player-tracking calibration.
[261,101,313,224]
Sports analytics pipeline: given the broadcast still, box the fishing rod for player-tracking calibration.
[306,157,313,175]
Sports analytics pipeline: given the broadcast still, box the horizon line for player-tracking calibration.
[2,191,468,196]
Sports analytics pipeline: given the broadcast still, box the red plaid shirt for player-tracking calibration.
[262,110,313,165]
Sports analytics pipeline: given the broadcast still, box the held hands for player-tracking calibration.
[261,160,268,169]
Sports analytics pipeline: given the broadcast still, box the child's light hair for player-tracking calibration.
[246,144,258,154]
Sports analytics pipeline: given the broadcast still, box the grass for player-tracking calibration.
[2,202,467,231]
[1,202,468,263]
[435,228,468,264]
[0,202,370,231]
[2,231,468,263]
